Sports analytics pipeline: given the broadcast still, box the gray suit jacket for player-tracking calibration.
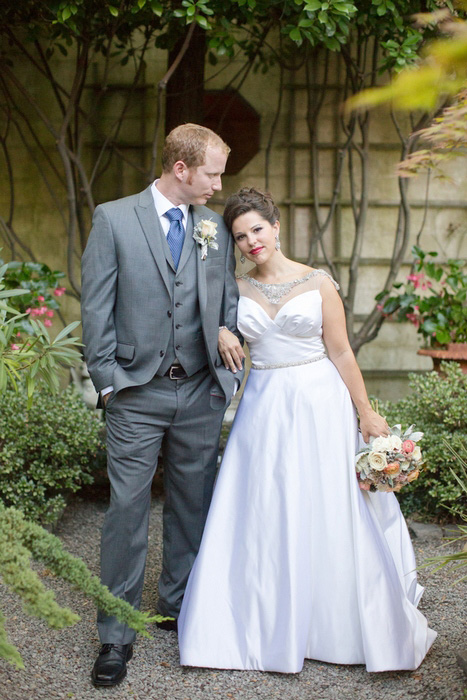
[81,185,243,409]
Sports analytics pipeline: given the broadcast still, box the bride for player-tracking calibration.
[177,187,436,673]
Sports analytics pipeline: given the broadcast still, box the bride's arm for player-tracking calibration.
[320,279,389,443]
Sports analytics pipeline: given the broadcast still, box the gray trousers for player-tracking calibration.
[98,369,225,644]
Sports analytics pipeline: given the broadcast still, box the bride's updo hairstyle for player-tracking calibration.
[223,187,280,232]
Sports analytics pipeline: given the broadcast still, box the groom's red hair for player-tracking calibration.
[162,123,230,173]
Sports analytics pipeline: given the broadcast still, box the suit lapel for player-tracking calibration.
[134,186,172,299]
[192,207,208,319]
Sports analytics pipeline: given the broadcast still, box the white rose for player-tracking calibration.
[389,435,402,451]
[201,219,217,238]
[372,436,391,452]
[356,454,370,474]
[412,445,422,461]
[368,452,387,471]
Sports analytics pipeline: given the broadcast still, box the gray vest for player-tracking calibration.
[157,215,208,376]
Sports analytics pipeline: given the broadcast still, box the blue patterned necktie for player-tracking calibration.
[165,207,184,269]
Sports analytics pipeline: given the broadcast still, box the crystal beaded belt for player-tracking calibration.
[251,352,327,370]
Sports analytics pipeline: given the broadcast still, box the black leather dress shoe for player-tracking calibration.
[156,617,178,632]
[91,643,133,687]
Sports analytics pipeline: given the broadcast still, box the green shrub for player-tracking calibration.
[381,362,467,520]
[0,386,105,524]
[0,503,156,668]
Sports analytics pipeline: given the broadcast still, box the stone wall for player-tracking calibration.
[1,43,465,399]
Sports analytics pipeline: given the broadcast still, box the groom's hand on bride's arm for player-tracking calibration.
[218,327,245,373]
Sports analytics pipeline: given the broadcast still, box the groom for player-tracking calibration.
[81,123,245,687]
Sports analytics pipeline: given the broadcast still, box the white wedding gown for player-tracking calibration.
[178,270,436,673]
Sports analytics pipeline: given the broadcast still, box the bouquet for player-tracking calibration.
[355,425,424,493]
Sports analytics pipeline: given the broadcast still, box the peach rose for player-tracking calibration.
[384,462,400,476]
[407,469,420,483]
[402,439,415,453]
[359,481,371,491]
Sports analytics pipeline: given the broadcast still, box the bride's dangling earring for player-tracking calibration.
[275,235,281,251]
[240,254,246,263]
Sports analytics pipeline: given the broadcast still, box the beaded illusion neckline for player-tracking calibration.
[239,269,338,304]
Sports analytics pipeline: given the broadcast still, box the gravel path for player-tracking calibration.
[0,498,465,700]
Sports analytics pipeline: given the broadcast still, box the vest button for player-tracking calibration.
[175,302,182,307]
[176,345,181,350]
[167,310,172,318]
[160,351,164,357]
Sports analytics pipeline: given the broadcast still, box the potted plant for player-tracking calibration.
[377,245,467,372]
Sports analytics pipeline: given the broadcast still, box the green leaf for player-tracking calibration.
[305,1,321,10]
[52,321,81,344]
[435,329,451,345]
[108,6,119,17]
[289,27,302,42]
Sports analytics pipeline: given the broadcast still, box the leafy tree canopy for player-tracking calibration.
[1,1,459,73]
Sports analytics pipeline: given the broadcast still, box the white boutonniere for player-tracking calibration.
[193,219,219,260]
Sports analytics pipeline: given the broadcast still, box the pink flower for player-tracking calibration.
[16,331,21,337]
[402,439,415,453]
[44,319,53,327]
[26,307,32,314]
[37,295,45,301]
[54,286,66,297]
[10,344,20,351]
[405,313,419,327]
[377,304,383,311]
[46,310,54,317]
[359,482,371,491]
[38,305,48,315]
[407,273,424,289]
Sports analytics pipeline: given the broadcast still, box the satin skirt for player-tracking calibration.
[178,358,436,673]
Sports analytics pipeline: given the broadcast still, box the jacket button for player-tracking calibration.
[176,324,182,329]
[167,310,172,318]
[175,302,182,307]
[175,281,183,286]
[160,351,164,357]
[176,345,181,350]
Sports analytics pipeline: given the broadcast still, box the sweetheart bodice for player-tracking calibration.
[238,290,326,367]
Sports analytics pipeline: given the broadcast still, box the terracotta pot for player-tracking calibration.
[417,342,467,374]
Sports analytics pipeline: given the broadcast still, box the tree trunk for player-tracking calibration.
[165,25,206,134]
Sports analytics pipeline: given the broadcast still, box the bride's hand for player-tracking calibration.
[218,328,245,373]
[359,409,390,444]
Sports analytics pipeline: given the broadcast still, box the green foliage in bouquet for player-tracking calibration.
[0,385,105,524]
[381,362,467,519]
[0,503,157,668]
